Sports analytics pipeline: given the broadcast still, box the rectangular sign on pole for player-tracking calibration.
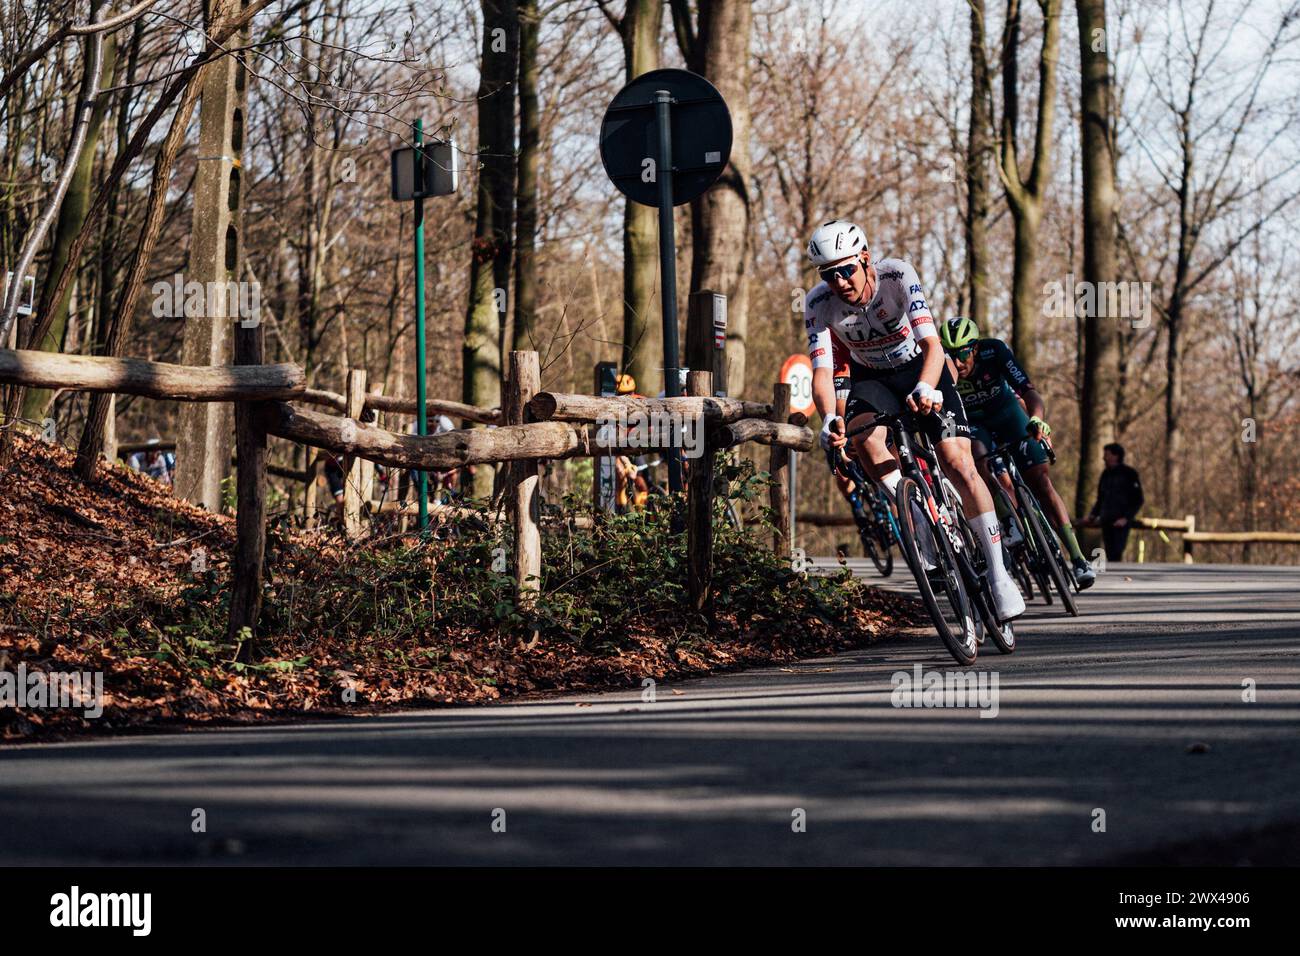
[3,272,34,317]
[390,140,458,201]
[711,293,726,353]
[391,122,459,531]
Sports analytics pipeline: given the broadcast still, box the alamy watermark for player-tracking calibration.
[0,664,103,718]
[151,273,262,327]
[1042,273,1152,329]
[890,663,999,718]
[595,406,704,459]
[50,886,150,936]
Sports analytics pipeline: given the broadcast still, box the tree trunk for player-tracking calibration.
[964,0,993,327]
[512,0,540,351]
[1163,108,1195,513]
[74,72,206,480]
[20,31,117,423]
[681,0,753,395]
[173,0,248,510]
[1009,204,1041,358]
[998,0,1060,377]
[463,0,518,498]
[1074,0,1120,518]
[619,0,664,398]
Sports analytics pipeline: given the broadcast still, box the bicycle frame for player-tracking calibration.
[845,415,969,564]
[979,440,1051,542]
[836,452,902,545]
[978,438,1077,611]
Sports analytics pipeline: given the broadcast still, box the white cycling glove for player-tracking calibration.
[819,414,843,451]
[911,381,943,410]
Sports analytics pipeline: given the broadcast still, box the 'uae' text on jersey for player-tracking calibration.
[804,258,936,371]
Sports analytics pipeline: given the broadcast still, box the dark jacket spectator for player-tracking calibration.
[1087,443,1144,561]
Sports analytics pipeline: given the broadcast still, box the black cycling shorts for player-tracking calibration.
[843,353,971,446]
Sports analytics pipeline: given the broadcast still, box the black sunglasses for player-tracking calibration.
[818,261,859,283]
[948,345,976,360]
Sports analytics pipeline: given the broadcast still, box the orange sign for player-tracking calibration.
[780,353,815,416]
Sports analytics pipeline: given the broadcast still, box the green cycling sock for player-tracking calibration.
[1059,521,1085,563]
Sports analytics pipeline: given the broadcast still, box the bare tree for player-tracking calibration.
[995,0,1061,377]
[670,0,753,394]
[462,0,519,497]
[1129,0,1300,510]
[1074,0,1120,519]
[592,0,663,398]
[965,0,994,327]
[512,0,541,351]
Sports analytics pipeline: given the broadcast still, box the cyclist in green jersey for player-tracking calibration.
[939,317,1096,589]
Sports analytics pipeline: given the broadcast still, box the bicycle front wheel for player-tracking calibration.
[1019,485,1078,617]
[895,476,978,665]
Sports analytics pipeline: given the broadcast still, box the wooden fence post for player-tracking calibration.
[227,319,267,657]
[687,369,714,613]
[507,351,542,604]
[1183,513,1196,564]
[769,382,792,558]
[343,368,366,539]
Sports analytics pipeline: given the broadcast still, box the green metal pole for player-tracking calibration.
[414,118,429,532]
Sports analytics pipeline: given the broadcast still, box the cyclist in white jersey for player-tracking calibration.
[805,219,1025,621]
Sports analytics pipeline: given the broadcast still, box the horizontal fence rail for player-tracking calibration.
[300,387,501,425]
[0,347,304,401]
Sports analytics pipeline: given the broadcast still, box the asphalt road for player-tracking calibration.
[2,562,1297,865]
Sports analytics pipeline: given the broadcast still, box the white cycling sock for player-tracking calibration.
[879,469,901,497]
[969,511,1010,578]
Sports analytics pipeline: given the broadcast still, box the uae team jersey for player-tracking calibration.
[805,257,936,371]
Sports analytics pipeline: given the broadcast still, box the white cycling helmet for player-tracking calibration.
[806,219,868,266]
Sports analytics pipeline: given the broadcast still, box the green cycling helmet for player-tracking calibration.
[939,316,979,351]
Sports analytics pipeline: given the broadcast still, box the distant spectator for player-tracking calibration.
[128,439,175,486]
[1084,443,1145,562]
[399,414,464,502]
[324,454,346,521]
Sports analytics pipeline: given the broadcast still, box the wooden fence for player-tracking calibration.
[1129,515,1300,563]
[1,331,811,649]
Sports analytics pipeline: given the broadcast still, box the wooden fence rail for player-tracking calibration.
[0,347,304,401]
[529,391,771,425]
[300,386,501,425]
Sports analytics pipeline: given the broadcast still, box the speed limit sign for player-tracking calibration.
[779,354,815,417]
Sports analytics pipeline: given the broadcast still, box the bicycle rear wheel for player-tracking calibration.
[991,479,1036,604]
[895,476,978,665]
[871,520,895,576]
[1012,543,1036,602]
[1019,485,1078,617]
[858,506,894,576]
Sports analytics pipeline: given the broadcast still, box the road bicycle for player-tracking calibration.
[845,412,1015,665]
[977,438,1078,616]
[826,448,899,576]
